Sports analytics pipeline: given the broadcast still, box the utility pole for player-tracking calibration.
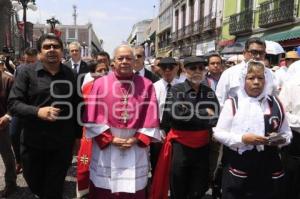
[73,5,77,26]
[73,5,78,40]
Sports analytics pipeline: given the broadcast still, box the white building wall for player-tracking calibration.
[186,0,190,25]
[204,0,210,16]
[194,0,200,21]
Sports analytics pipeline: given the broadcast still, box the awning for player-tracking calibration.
[218,39,235,47]
[262,26,300,42]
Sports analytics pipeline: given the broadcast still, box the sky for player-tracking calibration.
[24,0,158,56]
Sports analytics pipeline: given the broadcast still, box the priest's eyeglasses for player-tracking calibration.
[116,57,133,62]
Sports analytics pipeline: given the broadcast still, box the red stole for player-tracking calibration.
[150,128,209,199]
[77,80,94,193]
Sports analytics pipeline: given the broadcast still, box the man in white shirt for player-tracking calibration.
[152,57,180,175]
[279,74,300,199]
[216,37,277,108]
[275,51,300,91]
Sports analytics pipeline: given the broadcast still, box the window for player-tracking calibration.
[175,10,179,31]
[189,0,194,24]
[182,4,186,27]
[199,0,205,21]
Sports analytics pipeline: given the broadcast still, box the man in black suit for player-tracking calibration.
[65,41,89,85]
[133,46,159,83]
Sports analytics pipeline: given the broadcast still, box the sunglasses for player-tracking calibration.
[42,44,61,50]
[247,49,265,56]
[186,65,205,71]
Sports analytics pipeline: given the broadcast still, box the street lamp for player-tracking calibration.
[82,41,87,57]
[46,17,60,33]
[11,0,37,49]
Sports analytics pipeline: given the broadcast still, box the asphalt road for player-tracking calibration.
[0,156,214,199]
[0,156,77,199]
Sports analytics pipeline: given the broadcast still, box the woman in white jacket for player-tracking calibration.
[213,60,292,199]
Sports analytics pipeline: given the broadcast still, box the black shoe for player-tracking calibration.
[0,184,17,198]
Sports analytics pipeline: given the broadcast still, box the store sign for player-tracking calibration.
[196,40,215,56]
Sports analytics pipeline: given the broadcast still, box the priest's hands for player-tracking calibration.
[112,137,138,150]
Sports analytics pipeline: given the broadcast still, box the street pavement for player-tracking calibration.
[0,156,77,199]
[0,156,213,199]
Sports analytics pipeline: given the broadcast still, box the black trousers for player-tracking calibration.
[170,142,209,199]
[10,117,22,164]
[21,143,73,199]
[150,142,162,176]
[282,131,300,199]
[0,127,16,187]
[222,149,284,199]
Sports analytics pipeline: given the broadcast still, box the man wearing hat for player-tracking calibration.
[152,57,179,175]
[275,51,300,90]
[151,56,219,199]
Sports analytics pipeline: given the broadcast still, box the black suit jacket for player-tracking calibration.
[65,60,89,75]
[144,68,160,83]
[65,59,89,85]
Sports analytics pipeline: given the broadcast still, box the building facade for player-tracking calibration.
[142,18,158,58]
[33,23,103,57]
[223,0,300,50]
[127,19,153,47]
[171,0,223,57]
[156,0,173,57]
[0,0,12,51]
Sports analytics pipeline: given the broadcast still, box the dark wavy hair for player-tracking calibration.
[36,33,63,52]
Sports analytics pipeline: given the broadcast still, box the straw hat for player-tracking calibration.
[285,51,300,60]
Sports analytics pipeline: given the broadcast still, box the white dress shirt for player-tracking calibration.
[154,78,180,121]
[154,78,180,138]
[287,60,300,79]
[71,60,81,73]
[134,67,145,77]
[279,75,300,133]
[216,61,278,108]
[274,66,288,90]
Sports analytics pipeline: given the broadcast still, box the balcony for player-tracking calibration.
[203,13,216,32]
[171,31,178,43]
[259,0,295,28]
[185,24,193,38]
[193,19,203,35]
[229,9,254,35]
[158,39,171,49]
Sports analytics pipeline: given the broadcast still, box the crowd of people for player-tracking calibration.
[0,33,299,199]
